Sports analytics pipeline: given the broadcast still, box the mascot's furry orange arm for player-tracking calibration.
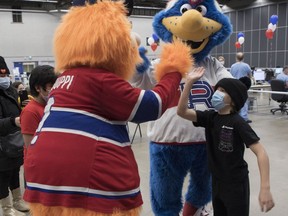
[154,41,194,82]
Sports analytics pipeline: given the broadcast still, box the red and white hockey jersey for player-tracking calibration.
[24,67,182,213]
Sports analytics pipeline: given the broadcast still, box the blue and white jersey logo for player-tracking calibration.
[180,80,214,110]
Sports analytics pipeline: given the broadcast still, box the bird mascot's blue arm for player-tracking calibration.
[136,46,151,74]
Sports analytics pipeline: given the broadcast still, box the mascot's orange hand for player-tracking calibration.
[154,41,194,82]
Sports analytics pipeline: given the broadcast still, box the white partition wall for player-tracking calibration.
[0,11,63,72]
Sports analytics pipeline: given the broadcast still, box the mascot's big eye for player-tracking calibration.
[180,4,192,14]
[196,5,207,16]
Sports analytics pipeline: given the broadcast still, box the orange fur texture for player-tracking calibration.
[29,203,142,216]
[154,41,194,82]
[53,0,141,80]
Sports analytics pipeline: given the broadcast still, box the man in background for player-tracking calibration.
[276,66,288,90]
[230,52,252,123]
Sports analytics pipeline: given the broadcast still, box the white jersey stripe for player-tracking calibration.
[26,182,140,197]
[51,107,126,125]
[41,128,131,147]
[151,90,162,118]
[128,90,145,121]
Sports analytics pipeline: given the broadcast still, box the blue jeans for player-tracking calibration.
[239,100,249,121]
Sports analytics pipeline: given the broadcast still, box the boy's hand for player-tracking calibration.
[185,67,205,84]
[15,117,21,127]
[21,99,31,107]
[259,188,275,212]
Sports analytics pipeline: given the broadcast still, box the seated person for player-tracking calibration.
[276,66,288,90]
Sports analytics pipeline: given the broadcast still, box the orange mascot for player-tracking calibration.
[23,0,193,215]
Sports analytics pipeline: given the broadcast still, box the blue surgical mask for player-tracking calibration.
[211,90,227,111]
[0,77,11,90]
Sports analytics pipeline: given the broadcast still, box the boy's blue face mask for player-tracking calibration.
[211,90,227,111]
[0,76,10,90]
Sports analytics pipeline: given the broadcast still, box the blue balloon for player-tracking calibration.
[237,32,244,39]
[152,33,160,43]
[270,15,278,25]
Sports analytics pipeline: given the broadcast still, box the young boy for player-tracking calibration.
[20,65,57,149]
[177,67,274,216]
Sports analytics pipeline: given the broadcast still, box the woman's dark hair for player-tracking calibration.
[29,65,57,97]
[12,81,23,89]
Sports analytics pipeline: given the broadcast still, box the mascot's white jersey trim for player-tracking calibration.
[128,89,162,121]
[41,128,131,147]
[26,182,140,197]
[128,89,145,121]
[51,107,127,125]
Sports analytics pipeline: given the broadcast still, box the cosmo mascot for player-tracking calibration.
[23,0,194,216]
[131,0,233,215]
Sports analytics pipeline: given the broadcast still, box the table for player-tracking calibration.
[250,84,271,90]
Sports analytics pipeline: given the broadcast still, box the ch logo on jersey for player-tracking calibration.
[180,80,214,110]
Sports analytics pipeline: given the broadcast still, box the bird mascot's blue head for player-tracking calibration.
[153,0,232,63]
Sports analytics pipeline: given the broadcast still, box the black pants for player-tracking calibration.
[0,167,21,199]
[212,177,250,216]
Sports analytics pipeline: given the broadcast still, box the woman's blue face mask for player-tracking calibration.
[211,90,227,111]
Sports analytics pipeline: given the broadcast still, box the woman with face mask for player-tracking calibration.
[177,68,275,216]
[20,65,57,150]
[0,56,29,216]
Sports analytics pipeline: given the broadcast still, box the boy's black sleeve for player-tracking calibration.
[193,110,215,128]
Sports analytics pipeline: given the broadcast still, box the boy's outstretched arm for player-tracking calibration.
[177,67,205,122]
[249,142,275,212]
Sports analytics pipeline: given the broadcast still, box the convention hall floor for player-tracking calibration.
[7,92,288,216]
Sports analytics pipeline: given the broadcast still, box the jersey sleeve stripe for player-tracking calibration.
[130,90,161,123]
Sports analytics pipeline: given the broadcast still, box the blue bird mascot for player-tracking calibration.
[132,0,233,215]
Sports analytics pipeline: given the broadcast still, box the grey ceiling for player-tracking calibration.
[0,0,284,12]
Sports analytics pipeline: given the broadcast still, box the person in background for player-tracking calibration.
[12,82,25,93]
[218,56,225,66]
[230,52,252,123]
[230,52,252,79]
[0,56,28,216]
[12,81,32,108]
[177,68,275,216]
[20,65,57,150]
[276,66,288,90]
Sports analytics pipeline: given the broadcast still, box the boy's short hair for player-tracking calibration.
[29,65,57,97]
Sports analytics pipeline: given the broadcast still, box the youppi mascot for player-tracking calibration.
[131,0,233,215]
[23,0,194,216]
